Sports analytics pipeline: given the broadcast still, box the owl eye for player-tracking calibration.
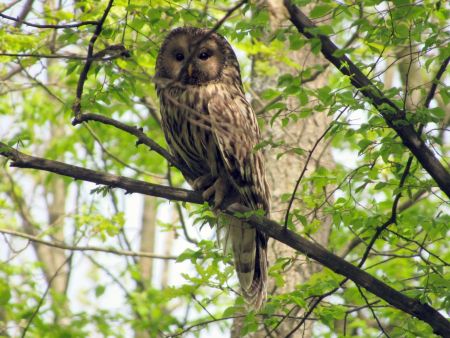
[198,52,210,60]
[175,53,184,61]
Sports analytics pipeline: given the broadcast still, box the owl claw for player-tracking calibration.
[192,174,214,191]
[201,176,229,210]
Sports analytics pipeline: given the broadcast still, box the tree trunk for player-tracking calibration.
[135,196,158,338]
[44,176,69,295]
[232,2,334,337]
[138,196,158,284]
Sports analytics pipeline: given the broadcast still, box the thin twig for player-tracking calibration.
[21,254,72,337]
[0,12,97,28]
[356,284,391,338]
[0,0,22,13]
[358,155,414,268]
[168,165,198,244]
[283,107,347,228]
[191,294,216,321]
[282,281,347,338]
[71,112,193,179]
[0,51,126,61]
[387,229,449,266]
[0,228,177,260]
[83,123,165,179]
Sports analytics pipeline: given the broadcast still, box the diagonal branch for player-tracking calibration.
[424,56,450,109]
[229,204,450,337]
[0,142,448,336]
[358,155,414,268]
[356,284,391,337]
[72,0,115,116]
[283,0,450,198]
[71,112,195,179]
[0,141,201,204]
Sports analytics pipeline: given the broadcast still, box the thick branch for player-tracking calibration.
[284,1,450,198]
[0,142,202,204]
[228,205,450,337]
[0,143,448,336]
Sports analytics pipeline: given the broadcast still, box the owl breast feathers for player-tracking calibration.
[155,27,270,308]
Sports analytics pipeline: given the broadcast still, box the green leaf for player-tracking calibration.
[95,285,106,298]
[357,139,373,154]
[241,312,258,335]
[176,248,197,262]
[396,23,410,38]
[310,4,334,18]
[289,35,305,50]
[0,280,11,305]
[374,182,387,190]
[260,89,280,100]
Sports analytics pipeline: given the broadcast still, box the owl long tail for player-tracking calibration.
[228,219,268,309]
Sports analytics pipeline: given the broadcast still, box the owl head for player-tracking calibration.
[155,27,241,86]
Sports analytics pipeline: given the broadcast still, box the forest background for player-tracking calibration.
[0,0,449,337]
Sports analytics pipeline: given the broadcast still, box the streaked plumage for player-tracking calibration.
[155,27,270,308]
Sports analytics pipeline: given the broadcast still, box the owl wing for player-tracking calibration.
[207,94,269,213]
[208,93,269,308]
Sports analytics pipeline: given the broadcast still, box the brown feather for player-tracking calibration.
[155,27,270,309]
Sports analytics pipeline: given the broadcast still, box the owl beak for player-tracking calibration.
[187,64,193,77]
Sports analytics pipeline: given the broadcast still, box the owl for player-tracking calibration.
[155,27,270,308]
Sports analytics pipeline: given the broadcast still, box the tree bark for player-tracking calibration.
[232,2,334,336]
[44,174,69,295]
[161,208,176,289]
[135,196,158,338]
[138,196,158,284]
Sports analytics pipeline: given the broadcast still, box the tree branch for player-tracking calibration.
[71,112,195,179]
[0,228,176,260]
[356,284,391,338]
[0,47,130,61]
[12,0,33,29]
[0,143,448,336]
[21,253,71,338]
[283,0,450,198]
[0,142,202,204]
[72,0,115,116]
[228,204,450,337]
[424,56,450,109]
[0,12,97,28]
[358,155,414,268]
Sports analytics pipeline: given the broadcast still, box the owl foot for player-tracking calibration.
[192,174,214,191]
[202,176,229,210]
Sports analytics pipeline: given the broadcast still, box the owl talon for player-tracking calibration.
[201,176,229,209]
[192,174,214,191]
[202,184,215,201]
[213,177,227,209]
